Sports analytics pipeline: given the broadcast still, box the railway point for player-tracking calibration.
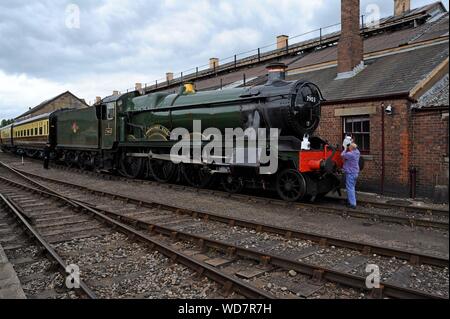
[0,0,448,315]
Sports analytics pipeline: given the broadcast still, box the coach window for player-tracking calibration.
[35,127,38,135]
[343,116,370,153]
[39,126,43,135]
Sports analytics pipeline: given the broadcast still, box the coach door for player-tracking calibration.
[101,102,116,149]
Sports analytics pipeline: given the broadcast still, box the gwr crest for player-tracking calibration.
[72,122,79,134]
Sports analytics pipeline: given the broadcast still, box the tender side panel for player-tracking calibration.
[56,107,99,150]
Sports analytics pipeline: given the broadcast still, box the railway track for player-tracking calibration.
[1,153,448,229]
[0,161,448,299]
[0,176,273,299]
[0,194,94,299]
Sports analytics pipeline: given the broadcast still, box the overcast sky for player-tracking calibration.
[0,0,448,119]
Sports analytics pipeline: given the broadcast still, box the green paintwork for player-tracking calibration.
[101,102,116,149]
[56,107,99,149]
[122,88,249,142]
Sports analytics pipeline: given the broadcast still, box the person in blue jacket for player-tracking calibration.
[341,143,360,209]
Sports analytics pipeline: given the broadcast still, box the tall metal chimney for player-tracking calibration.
[336,0,364,79]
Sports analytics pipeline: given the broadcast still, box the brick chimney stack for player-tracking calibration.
[337,0,364,79]
[394,0,410,16]
[166,72,173,83]
[209,58,219,69]
[135,83,142,92]
[276,35,289,49]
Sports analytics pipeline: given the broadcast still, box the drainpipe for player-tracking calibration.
[409,167,417,199]
[381,103,385,195]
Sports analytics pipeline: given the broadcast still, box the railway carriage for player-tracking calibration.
[0,124,13,150]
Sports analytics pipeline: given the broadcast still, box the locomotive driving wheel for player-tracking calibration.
[148,158,177,183]
[79,152,93,171]
[65,151,78,168]
[119,152,144,179]
[276,169,307,202]
[221,175,243,194]
[181,164,213,188]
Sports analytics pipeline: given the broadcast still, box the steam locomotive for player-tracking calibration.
[0,63,343,201]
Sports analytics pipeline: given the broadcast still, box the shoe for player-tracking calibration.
[349,205,357,209]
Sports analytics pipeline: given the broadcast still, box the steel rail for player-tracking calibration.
[1,155,447,219]
[0,162,447,268]
[38,161,450,222]
[72,199,447,299]
[0,193,97,299]
[0,176,274,299]
[0,175,444,299]
[58,162,450,218]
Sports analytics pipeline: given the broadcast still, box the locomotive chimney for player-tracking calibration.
[394,0,410,16]
[266,63,287,84]
[336,0,364,79]
[277,35,289,49]
[209,58,219,69]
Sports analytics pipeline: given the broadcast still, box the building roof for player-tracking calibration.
[413,73,449,108]
[287,41,449,102]
[15,91,88,120]
[142,1,448,97]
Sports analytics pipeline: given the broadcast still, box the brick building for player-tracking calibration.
[123,0,448,201]
[15,91,88,121]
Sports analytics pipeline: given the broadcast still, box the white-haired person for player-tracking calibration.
[341,142,360,209]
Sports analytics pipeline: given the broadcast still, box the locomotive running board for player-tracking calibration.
[127,151,270,173]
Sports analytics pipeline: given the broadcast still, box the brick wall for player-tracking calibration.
[316,98,412,196]
[410,109,449,198]
[317,98,449,200]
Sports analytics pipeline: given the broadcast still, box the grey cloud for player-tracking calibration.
[0,0,448,119]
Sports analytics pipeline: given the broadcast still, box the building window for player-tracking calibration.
[343,116,370,153]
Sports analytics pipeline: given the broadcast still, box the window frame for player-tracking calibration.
[106,102,115,120]
[342,116,371,154]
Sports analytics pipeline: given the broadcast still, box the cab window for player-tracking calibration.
[106,103,115,120]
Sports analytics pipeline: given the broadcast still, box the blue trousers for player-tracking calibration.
[345,173,358,206]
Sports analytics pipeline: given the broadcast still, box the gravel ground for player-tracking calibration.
[53,232,226,299]
[8,157,447,259]
[1,240,78,299]
[350,257,449,298]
